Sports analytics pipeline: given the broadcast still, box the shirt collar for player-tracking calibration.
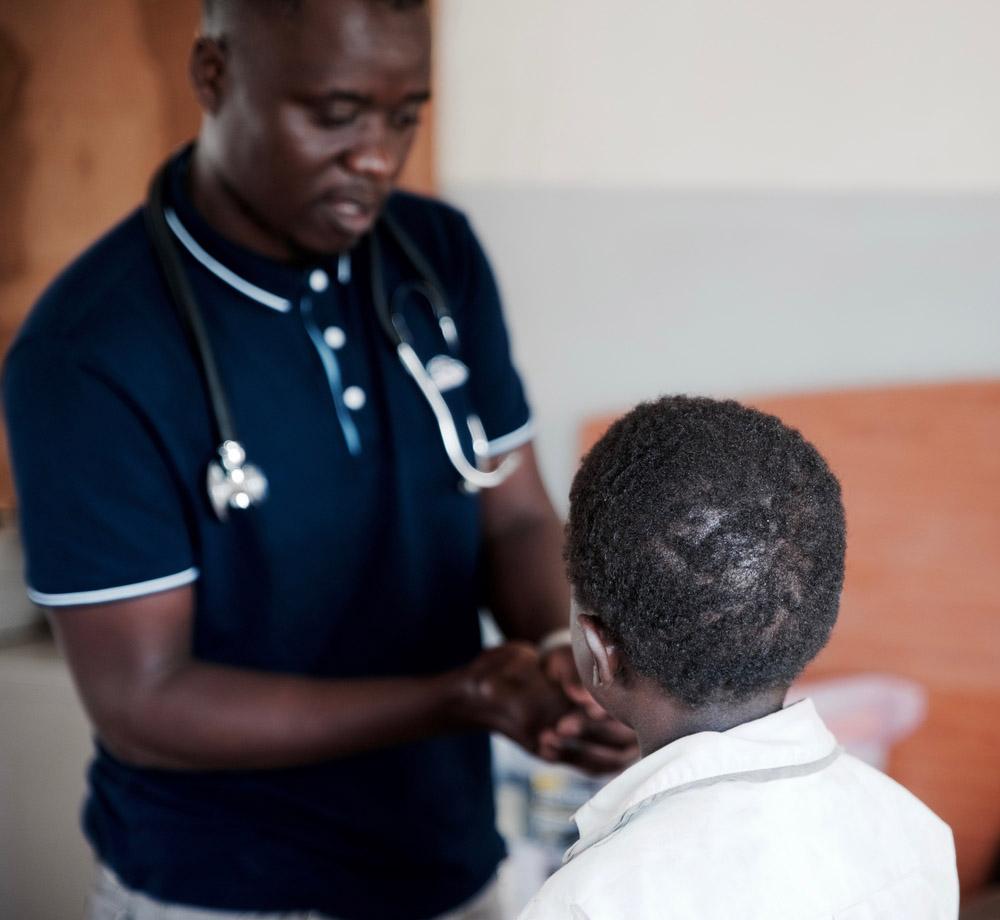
[163,146,351,311]
[568,699,839,861]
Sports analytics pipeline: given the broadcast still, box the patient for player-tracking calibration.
[520,396,958,919]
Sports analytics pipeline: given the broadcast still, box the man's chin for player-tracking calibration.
[292,225,366,260]
[305,200,384,255]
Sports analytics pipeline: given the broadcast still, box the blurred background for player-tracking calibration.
[1,0,998,917]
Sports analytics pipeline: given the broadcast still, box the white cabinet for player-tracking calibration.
[0,638,95,920]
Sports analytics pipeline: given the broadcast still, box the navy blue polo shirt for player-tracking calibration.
[3,151,534,919]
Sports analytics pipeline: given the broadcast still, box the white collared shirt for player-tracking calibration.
[519,700,957,920]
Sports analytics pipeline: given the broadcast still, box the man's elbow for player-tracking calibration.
[81,679,187,769]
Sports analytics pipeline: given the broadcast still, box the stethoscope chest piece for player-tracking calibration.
[207,440,268,521]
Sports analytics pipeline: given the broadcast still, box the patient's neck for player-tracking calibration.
[626,684,788,758]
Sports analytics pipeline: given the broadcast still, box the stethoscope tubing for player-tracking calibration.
[395,341,520,491]
[145,162,239,447]
[370,213,522,490]
[146,162,269,520]
[145,154,518,519]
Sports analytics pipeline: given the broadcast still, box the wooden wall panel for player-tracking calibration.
[580,380,1000,898]
[0,0,203,509]
[0,0,437,510]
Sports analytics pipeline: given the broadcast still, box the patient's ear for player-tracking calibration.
[578,614,624,690]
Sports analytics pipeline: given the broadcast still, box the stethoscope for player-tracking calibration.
[144,159,519,521]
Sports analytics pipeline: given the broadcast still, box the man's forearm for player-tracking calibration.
[478,445,572,645]
[97,662,470,771]
[483,511,570,644]
[51,588,513,772]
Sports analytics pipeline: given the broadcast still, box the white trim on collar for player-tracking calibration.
[164,208,293,313]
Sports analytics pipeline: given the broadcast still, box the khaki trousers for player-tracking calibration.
[87,865,504,920]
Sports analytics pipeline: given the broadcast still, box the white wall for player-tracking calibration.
[438,0,1000,191]
[435,2,1000,506]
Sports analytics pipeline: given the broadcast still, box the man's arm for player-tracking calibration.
[49,584,569,771]
[479,444,570,644]
[479,445,638,773]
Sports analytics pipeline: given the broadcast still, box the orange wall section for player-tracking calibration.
[0,0,436,509]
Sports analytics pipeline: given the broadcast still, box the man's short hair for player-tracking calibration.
[202,0,426,22]
[566,396,846,706]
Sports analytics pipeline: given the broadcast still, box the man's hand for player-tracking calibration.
[454,642,572,754]
[537,644,639,774]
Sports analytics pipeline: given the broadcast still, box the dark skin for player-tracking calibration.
[191,0,432,258]
[49,0,635,773]
[481,465,638,771]
[53,450,575,771]
[572,606,787,757]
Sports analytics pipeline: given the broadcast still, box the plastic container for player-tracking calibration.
[788,673,927,769]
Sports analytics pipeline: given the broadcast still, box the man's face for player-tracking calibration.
[203,0,431,257]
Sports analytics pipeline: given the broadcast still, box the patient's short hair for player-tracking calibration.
[566,396,846,706]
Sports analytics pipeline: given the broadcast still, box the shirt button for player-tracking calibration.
[343,386,366,411]
[323,326,346,350]
[309,269,330,293]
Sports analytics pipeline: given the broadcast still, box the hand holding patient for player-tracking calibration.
[453,639,637,772]
[455,642,572,755]
[539,643,640,774]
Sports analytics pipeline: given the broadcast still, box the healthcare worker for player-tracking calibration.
[2,1,636,919]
